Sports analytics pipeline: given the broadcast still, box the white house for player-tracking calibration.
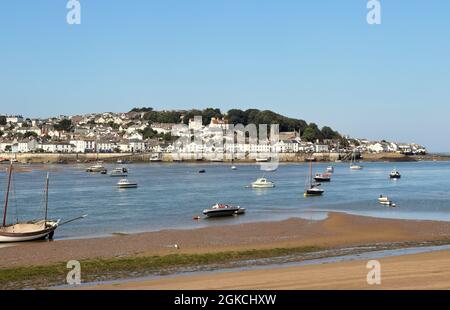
[367,142,387,153]
[17,139,39,153]
[70,139,96,153]
[40,142,74,153]
[315,144,329,153]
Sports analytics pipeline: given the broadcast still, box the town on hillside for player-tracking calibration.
[0,109,427,160]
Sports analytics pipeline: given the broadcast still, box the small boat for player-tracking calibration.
[304,161,324,197]
[350,165,363,170]
[326,166,334,173]
[350,152,363,170]
[110,167,128,177]
[255,157,270,163]
[202,204,243,218]
[378,195,390,203]
[0,164,60,242]
[86,164,107,173]
[117,179,138,189]
[378,195,396,207]
[314,173,331,182]
[150,153,162,162]
[390,169,401,179]
[198,169,206,173]
[251,177,275,188]
[304,186,325,197]
[231,165,237,170]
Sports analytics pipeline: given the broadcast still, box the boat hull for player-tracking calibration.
[0,222,58,243]
[203,209,238,217]
[118,184,138,188]
[251,184,275,188]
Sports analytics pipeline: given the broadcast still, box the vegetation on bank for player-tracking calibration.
[0,246,322,290]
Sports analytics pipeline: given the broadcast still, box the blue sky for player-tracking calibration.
[0,1,449,151]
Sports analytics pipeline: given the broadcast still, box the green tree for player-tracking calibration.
[54,119,73,132]
[23,131,38,139]
[301,127,317,142]
[0,116,7,125]
[0,130,3,136]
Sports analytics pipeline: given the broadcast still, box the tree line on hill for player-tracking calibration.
[130,107,346,144]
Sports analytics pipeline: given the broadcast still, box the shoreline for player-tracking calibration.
[1,212,450,289]
[1,152,448,164]
[86,247,450,290]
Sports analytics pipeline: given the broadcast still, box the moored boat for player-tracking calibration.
[117,179,138,189]
[304,161,324,197]
[326,166,334,173]
[203,204,244,218]
[251,177,275,188]
[86,163,107,173]
[314,173,331,182]
[390,169,401,179]
[110,167,128,177]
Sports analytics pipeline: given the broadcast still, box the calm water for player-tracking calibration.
[1,161,450,239]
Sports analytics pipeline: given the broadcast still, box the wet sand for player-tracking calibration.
[1,212,450,269]
[87,249,450,290]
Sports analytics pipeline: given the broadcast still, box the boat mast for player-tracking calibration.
[44,173,49,225]
[309,161,312,188]
[3,163,13,227]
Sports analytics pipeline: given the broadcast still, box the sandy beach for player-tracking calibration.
[1,212,450,289]
[87,249,450,290]
[1,212,450,269]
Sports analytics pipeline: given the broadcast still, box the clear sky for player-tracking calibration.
[0,1,449,151]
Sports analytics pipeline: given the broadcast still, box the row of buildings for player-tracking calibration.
[0,112,427,155]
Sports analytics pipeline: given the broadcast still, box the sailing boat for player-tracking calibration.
[0,163,60,242]
[350,151,363,170]
[304,161,324,197]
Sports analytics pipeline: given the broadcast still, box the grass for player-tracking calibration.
[0,245,322,290]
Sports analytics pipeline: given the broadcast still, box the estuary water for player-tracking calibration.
[0,161,449,239]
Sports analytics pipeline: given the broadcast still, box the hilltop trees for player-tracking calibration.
[54,119,73,132]
[131,107,342,143]
[0,116,6,125]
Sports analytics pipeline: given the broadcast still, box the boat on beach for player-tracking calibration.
[117,179,138,189]
[0,163,60,242]
[203,204,245,218]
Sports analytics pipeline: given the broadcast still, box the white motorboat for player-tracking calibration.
[326,166,334,173]
[390,169,401,179]
[203,204,244,218]
[378,195,390,203]
[251,177,275,188]
[117,179,138,189]
[110,167,128,177]
[86,163,107,173]
[231,165,237,170]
